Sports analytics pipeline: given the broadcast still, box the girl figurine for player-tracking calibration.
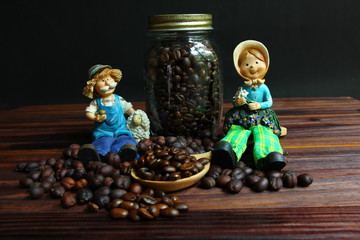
[212,40,287,171]
[78,64,140,164]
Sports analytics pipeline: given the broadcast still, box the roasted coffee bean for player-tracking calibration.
[56,168,68,180]
[154,189,165,198]
[268,177,283,191]
[27,171,41,182]
[29,186,44,199]
[49,184,66,198]
[139,194,157,205]
[206,169,220,180]
[120,201,139,211]
[252,177,269,192]
[110,208,128,219]
[61,192,77,208]
[230,168,245,180]
[61,177,75,190]
[254,170,265,178]
[174,203,189,212]
[16,162,28,172]
[266,170,283,179]
[73,178,88,191]
[76,188,94,204]
[40,167,54,178]
[94,186,111,197]
[245,174,261,187]
[129,183,143,195]
[216,175,231,187]
[88,174,104,189]
[161,196,174,206]
[168,172,182,181]
[121,192,137,202]
[46,158,57,167]
[127,209,141,221]
[221,169,232,176]
[297,173,313,187]
[163,165,177,173]
[148,204,160,217]
[282,171,298,188]
[160,207,179,218]
[19,177,34,188]
[109,189,127,200]
[40,181,53,193]
[138,207,154,220]
[92,194,110,209]
[72,168,87,181]
[25,162,40,172]
[226,179,243,193]
[88,202,100,213]
[243,167,254,175]
[112,175,131,190]
[198,158,210,165]
[40,175,56,183]
[201,176,216,189]
[71,160,84,170]
[106,198,124,210]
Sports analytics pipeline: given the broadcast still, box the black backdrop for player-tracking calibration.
[2,0,360,108]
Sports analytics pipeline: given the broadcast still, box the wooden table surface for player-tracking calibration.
[1,97,360,239]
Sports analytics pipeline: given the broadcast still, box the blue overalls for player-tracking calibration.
[92,94,137,157]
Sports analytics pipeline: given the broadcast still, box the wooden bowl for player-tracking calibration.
[130,151,211,192]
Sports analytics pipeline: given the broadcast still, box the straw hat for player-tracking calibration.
[233,40,270,79]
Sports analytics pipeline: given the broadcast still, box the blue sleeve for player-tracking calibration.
[260,85,273,109]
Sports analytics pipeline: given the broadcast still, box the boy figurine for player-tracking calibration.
[212,40,287,171]
[79,64,139,164]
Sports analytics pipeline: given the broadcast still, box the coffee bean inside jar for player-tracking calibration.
[145,14,223,138]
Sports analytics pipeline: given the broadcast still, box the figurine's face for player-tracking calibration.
[239,53,267,80]
[95,75,117,97]
[133,114,142,126]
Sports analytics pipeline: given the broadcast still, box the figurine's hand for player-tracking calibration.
[94,114,106,122]
[248,101,261,110]
[235,97,247,106]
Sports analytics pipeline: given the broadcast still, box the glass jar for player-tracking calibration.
[145,14,223,139]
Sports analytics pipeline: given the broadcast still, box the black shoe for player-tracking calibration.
[212,141,237,169]
[263,152,287,171]
[78,144,101,165]
[119,144,138,162]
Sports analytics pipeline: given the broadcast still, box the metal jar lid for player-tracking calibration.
[148,14,213,31]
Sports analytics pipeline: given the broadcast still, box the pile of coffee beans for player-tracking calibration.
[15,143,189,221]
[201,161,313,193]
[145,39,223,138]
[133,147,210,181]
[137,134,216,155]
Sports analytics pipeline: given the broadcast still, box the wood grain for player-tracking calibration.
[1,97,360,239]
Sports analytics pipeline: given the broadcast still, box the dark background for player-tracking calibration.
[2,0,360,108]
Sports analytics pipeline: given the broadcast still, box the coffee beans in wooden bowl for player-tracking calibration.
[131,147,211,192]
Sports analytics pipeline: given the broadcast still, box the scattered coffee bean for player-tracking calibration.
[61,192,77,208]
[29,186,45,199]
[110,208,129,219]
[226,179,243,193]
[297,173,313,187]
[282,171,298,188]
[268,177,283,191]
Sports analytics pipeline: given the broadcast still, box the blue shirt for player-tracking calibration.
[234,84,273,109]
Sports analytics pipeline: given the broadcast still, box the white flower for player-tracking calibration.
[239,88,249,98]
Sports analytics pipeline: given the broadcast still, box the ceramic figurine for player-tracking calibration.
[78,64,145,164]
[126,109,150,143]
[212,40,287,171]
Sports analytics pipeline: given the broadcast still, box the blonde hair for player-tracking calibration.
[238,48,265,66]
[82,68,122,99]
